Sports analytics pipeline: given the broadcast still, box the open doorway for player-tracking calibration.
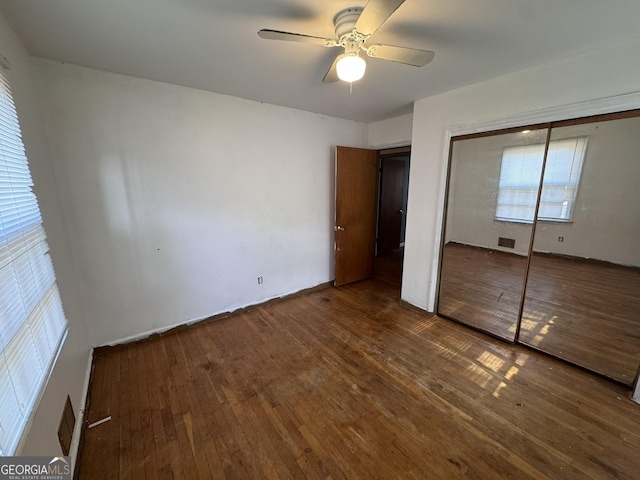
[333,145,409,290]
[374,146,410,289]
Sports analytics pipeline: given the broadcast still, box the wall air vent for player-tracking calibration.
[498,237,515,249]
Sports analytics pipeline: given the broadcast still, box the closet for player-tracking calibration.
[438,110,640,385]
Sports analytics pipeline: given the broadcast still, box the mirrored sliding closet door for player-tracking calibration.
[438,110,640,385]
[520,114,640,385]
[438,127,548,341]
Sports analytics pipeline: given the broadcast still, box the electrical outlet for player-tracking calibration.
[257,276,263,285]
[558,236,564,242]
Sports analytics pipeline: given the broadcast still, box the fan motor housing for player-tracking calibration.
[334,7,363,41]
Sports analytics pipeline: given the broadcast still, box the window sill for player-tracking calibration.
[495,218,574,225]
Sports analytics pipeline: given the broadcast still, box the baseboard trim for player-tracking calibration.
[531,250,640,271]
[446,241,640,269]
[94,281,334,356]
[446,241,527,257]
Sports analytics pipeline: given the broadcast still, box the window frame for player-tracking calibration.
[0,62,68,456]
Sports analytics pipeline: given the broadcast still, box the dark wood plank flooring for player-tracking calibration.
[78,277,640,479]
[373,248,403,288]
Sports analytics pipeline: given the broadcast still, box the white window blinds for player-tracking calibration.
[0,66,67,455]
[496,137,588,223]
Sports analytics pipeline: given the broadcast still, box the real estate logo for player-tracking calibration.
[0,456,70,480]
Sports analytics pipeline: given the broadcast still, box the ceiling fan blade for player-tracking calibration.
[366,44,435,66]
[355,0,406,37]
[258,29,337,47]
[322,55,340,83]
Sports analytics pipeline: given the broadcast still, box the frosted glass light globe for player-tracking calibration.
[336,54,366,82]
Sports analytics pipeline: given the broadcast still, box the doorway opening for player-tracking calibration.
[374,146,410,289]
[333,145,409,290]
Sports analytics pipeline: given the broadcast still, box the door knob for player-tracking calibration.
[398,209,404,214]
[335,226,345,231]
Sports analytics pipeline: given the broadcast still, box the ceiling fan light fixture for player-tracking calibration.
[336,53,366,82]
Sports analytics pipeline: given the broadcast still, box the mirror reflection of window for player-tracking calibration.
[496,137,587,223]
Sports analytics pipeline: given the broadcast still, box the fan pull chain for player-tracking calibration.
[350,82,353,94]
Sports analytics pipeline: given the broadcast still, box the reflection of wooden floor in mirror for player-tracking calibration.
[438,243,527,341]
[438,243,640,385]
[521,253,640,384]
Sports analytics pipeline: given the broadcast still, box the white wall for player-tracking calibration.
[368,113,413,149]
[533,120,640,266]
[403,36,640,312]
[445,119,640,266]
[0,14,92,456]
[33,59,368,346]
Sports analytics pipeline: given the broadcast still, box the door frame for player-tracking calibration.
[333,143,412,289]
[376,146,411,257]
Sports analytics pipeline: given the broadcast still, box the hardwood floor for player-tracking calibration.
[373,248,403,287]
[438,242,640,384]
[78,277,640,479]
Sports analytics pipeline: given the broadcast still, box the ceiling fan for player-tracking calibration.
[258,0,434,83]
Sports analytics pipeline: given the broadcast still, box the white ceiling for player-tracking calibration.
[1,0,640,123]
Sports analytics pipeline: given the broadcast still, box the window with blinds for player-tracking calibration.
[496,137,588,223]
[0,66,68,455]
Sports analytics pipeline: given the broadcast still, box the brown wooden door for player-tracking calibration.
[334,146,378,286]
[377,158,407,255]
